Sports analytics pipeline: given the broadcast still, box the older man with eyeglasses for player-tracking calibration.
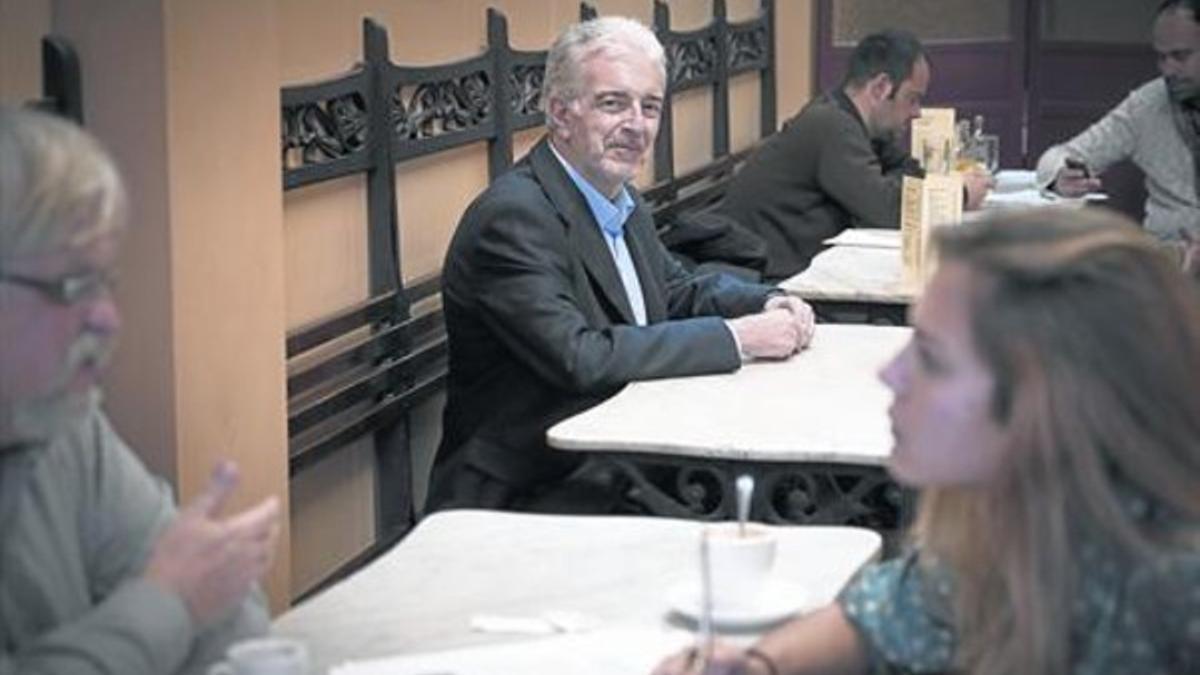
[0,107,280,675]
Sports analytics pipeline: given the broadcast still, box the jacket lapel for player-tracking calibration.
[529,139,637,324]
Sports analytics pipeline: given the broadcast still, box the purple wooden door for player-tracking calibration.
[815,0,1029,170]
[1026,0,1159,220]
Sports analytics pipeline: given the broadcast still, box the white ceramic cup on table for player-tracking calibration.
[702,522,777,614]
[207,637,310,675]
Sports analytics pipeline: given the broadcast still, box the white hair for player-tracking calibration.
[542,16,666,128]
[0,107,126,263]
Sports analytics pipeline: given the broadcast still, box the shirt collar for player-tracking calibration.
[832,88,869,135]
[549,142,636,239]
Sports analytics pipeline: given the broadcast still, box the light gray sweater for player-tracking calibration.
[0,410,268,675]
[1037,78,1200,240]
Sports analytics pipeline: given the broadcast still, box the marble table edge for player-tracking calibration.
[546,433,891,466]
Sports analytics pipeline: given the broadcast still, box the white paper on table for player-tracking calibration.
[983,188,1056,208]
[991,170,1037,193]
[982,188,1108,210]
[822,229,901,249]
[469,610,600,635]
[330,627,694,675]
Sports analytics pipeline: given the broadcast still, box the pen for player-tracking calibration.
[1064,157,1091,178]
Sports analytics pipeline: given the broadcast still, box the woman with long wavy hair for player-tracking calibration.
[653,207,1200,674]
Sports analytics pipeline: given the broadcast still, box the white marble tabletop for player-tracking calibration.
[821,228,900,249]
[787,192,1103,306]
[273,510,882,674]
[547,324,909,465]
[777,245,916,305]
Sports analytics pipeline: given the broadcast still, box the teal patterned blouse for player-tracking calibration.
[837,544,1200,674]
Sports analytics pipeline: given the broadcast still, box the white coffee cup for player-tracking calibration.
[207,637,310,675]
[702,522,777,613]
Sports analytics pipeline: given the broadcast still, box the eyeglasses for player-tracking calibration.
[0,269,116,305]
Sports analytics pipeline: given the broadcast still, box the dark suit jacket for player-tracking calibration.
[718,90,923,280]
[435,138,777,494]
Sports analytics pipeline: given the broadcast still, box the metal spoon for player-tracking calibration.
[697,530,714,669]
[736,474,754,537]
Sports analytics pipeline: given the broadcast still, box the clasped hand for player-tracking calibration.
[729,295,815,360]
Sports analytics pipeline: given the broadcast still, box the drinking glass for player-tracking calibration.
[976,134,1000,173]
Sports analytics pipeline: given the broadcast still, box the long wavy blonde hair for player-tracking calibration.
[913,208,1200,675]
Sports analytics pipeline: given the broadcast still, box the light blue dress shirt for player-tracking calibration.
[550,145,648,326]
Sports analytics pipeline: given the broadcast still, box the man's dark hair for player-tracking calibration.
[842,30,925,94]
[1158,0,1200,19]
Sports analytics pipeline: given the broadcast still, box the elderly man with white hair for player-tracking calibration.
[429,16,816,513]
[0,107,280,675]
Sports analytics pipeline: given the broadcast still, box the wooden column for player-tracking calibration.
[51,0,292,612]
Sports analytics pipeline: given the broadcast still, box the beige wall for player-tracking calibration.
[777,1,815,120]
[0,0,50,105]
[160,0,291,611]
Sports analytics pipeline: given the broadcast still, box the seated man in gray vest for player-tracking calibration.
[0,107,280,675]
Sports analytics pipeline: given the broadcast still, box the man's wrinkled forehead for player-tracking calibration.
[580,39,663,81]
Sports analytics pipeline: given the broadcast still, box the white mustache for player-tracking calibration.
[61,332,116,385]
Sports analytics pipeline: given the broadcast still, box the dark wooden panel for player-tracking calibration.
[38,36,84,124]
[288,337,448,437]
[287,310,445,398]
[816,0,1027,168]
[288,370,446,475]
[286,292,401,358]
[1033,44,1154,107]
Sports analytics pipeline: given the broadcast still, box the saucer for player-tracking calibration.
[667,578,813,629]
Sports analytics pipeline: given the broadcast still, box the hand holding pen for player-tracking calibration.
[1054,158,1102,197]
